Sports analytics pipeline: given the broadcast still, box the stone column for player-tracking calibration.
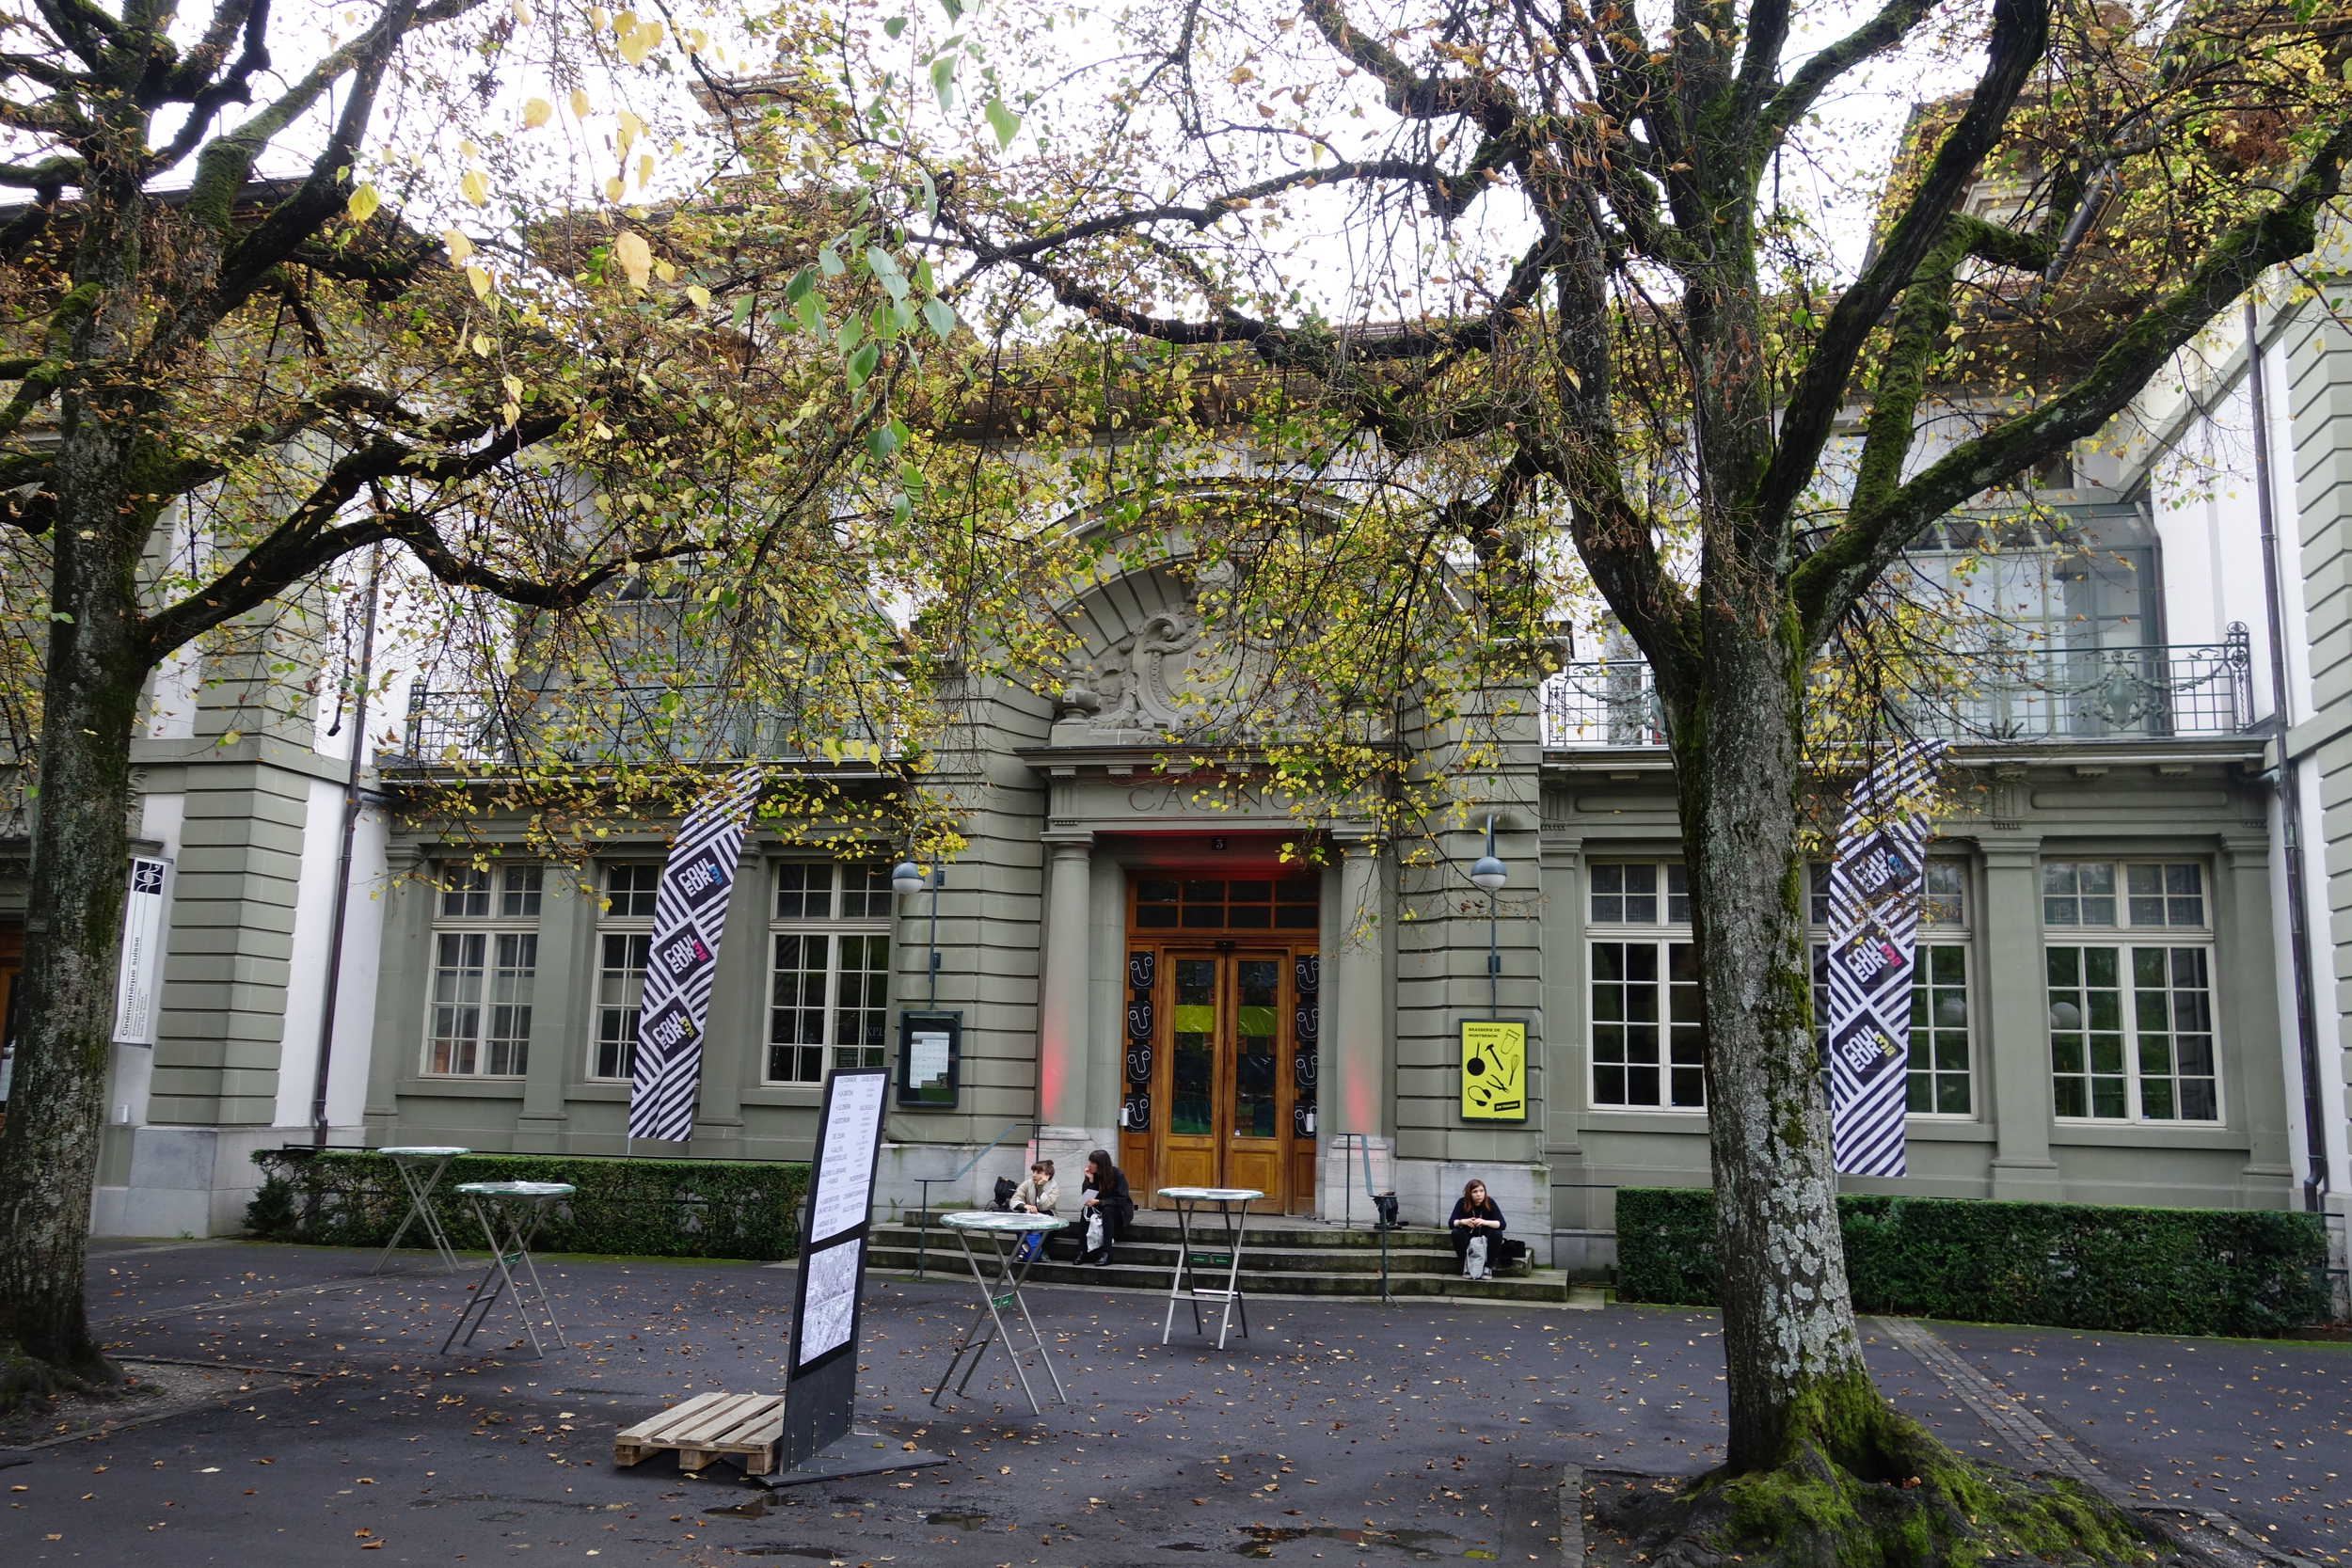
[514,867,587,1153]
[2220,831,2296,1198]
[1321,832,1391,1221]
[1035,832,1103,1171]
[1980,837,2063,1201]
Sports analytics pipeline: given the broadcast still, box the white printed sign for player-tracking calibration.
[908,1029,951,1088]
[111,856,170,1046]
[805,1071,886,1244]
[795,1240,862,1366]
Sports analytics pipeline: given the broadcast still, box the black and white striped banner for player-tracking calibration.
[627,766,765,1144]
[1826,739,1947,1178]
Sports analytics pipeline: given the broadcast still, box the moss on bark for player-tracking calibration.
[1595,1392,2160,1568]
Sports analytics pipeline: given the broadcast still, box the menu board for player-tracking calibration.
[806,1071,886,1245]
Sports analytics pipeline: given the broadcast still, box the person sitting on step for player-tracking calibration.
[1076,1148,1133,1268]
[1010,1160,1057,1262]
[1448,1179,1506,1280]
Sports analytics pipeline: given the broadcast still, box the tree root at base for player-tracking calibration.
[1591,1440,2174,1568]
[0,1340,124,1418]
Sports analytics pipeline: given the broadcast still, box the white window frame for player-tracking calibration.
[765,862,893,1086]
[422,863,541,1079]
[588,862,661,1082]
[2041,858,2220,1125]
[1586,860,1704,1112]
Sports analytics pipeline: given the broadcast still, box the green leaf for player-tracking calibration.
[866,246,909,299]
[846,340,881,388]
[837,313,866,351]
[983,97,1022,148]
[883,13,907,35]
[818,245,845,277]
[785,266,818,302]
[797,293,827,336]
[731,294,755,326]
[930,55,956,111]
[919,169,939,224]
[939,0,961,19]
[892,491,914,526]
[868,423,901,460]
[922,297,959,339]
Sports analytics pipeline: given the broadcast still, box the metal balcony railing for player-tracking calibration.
[397,684,884,768]
[1542,625,2256,748]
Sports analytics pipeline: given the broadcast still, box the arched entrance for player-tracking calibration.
[1118,871,1319,1213]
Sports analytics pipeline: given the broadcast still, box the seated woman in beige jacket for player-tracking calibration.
[1010,1161,1057,1261]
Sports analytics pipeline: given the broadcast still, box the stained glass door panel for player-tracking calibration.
[1155,955,1223,1195]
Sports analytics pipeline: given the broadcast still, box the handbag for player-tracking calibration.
[991,1177,1017,1211]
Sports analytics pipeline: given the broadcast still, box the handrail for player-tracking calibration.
[912,1118,1035,1281]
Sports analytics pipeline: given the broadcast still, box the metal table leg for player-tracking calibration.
[1161,1196,1251,1349]
[440,1195,564,1357]
[1161,1198,1197,1344]
[376,1153,462,1275]
[928,1226,1066,1415]
[1211,1199,1252,1350]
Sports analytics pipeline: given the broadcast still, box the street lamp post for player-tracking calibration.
[1470,816,1507,1020]
[891,855,945,1006]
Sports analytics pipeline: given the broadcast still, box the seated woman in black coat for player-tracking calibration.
[1448,1180,1505,1279]
[1076,1148,1134,1267]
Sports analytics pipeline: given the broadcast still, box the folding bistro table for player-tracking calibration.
[927,1210,1073,1415]
[439,1180,574,1358]
[1156,1187,1263,1351]
[373,1146,469,1274]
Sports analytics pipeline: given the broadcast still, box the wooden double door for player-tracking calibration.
[1119,944,1319,1214]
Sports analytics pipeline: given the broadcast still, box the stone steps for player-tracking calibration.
[866,1212,1570,1303]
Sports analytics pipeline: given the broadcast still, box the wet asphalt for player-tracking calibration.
[0,1240,2344,1566]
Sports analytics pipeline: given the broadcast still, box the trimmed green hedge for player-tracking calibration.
[1614,1187,2330,1337]
[246,1148,809,1262]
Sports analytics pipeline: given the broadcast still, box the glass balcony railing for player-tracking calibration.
[1542,625,2255,748]
[394,684,885,768]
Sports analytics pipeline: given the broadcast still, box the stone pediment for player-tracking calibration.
[1049,558,1283,746]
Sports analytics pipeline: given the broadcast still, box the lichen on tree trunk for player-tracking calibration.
[0,246,157,1405]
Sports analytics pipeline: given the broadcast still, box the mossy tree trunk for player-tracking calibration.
[1664,579,1886,1475]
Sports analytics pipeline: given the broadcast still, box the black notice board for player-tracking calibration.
[782,1066,889,1468]
[896,1009,962,1107]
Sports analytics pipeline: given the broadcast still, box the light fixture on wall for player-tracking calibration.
[894,853,946,1006]
[1471,816,1506,1019]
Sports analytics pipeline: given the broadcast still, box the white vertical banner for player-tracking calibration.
[627,767,765,1144]
[111,855,172,1046]
[1826,740,1947,1177]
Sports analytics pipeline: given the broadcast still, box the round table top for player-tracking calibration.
[454,1180,575,1198]
[1157,1187,1265,1202]
[379,1146,469,1158]
[941,1210,1073,1232]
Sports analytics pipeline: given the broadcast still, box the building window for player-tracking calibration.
[604,862,660,917]
[2047,944,2218,1121]
[1587,863,1702,1109]
[767,863,892,1084]
[590,863,659,1081]
[2042,861,2204,928]
[1134,877,1319,929]
[425,863,540,1077]
[1589,939,1705,1108]
[1590,861,1688,926]
[1909,944,1972,1115]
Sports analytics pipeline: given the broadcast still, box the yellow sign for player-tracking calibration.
[1459,1021,1528,1121]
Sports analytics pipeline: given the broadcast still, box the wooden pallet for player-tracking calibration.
[612,1392,787,1475]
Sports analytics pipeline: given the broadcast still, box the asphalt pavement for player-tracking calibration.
[0,1239,2343,1566]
